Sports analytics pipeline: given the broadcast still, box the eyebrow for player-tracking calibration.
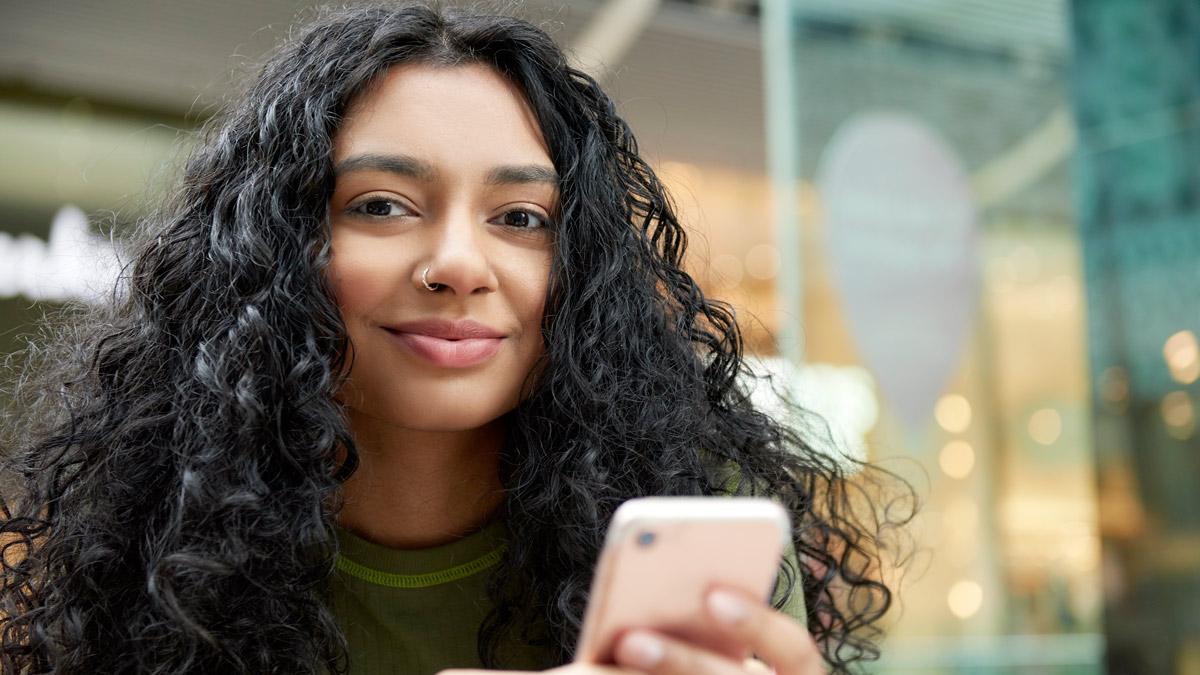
[334,152,558,187]
[334,153,436,181]
[484,164,559,187]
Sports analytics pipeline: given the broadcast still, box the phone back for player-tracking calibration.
[574,498,789,664]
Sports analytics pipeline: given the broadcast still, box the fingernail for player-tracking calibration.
[708,589,749,625]
[619,632,665,669]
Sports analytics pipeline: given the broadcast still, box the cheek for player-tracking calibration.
[511,255,552,331]
[326,240,397,320]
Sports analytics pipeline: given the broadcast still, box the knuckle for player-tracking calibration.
[659,640,702,675]
[742,605,772,633]
[743,657,776,674]
[666,637,737,675]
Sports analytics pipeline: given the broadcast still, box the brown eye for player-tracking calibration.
[495,209,548,229]
[348,198,411,219]
[363,200,394,216]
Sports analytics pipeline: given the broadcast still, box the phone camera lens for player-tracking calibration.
[636,531,656,547]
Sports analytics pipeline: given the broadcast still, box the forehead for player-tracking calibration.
[333,63,552,168]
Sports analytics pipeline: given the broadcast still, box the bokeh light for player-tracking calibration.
[1161,391,1195,440]
[1099,365,1130,409]
[947,580,984,619]
[935,394,972,433]
[1163,330,1199,385]
[1028,408,1063,445]
[938,440,975,479]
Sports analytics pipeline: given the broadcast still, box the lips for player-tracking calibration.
[385,318,507,340]
[382,318,506,368]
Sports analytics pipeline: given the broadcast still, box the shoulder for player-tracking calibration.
[698,449,808,622]
[771,541,808,623]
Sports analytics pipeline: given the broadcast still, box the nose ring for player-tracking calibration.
[421,266,441,292]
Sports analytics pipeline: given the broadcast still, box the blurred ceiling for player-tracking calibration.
[0,0,765,172]
[795,0,1066,60]
[0,0,1067,175]
[0,0,1070,225]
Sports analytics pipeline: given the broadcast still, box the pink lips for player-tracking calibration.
[383,318,506,368]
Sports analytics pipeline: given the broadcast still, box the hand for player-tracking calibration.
[608,587,825,675]
[439,658,643,667]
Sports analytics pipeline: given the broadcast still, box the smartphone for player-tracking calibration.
[574,497,792,665]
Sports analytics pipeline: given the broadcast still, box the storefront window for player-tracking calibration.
[762,1,1104,671]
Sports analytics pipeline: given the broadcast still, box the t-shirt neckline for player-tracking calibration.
[334,518,508,588]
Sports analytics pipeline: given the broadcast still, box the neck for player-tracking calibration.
[335,409,507,549]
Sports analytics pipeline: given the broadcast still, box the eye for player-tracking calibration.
[348,198,412,219]
[493,208,550,230]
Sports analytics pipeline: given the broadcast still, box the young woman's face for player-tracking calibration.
[327,63,556,432]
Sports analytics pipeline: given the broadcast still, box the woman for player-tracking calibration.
[0,4,907,674]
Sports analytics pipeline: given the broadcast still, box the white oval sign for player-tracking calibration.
[817,112,981,432]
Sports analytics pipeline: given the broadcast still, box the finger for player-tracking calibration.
[549,662,648,667]
[436,662,638,667]
[703,588,824,675]
[743,657,776,674]
[613,630,745,675]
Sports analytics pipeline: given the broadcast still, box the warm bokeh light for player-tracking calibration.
[1161,391,1195,440]
[947,580,984,619]
[939,440,976,478]
[1163,330,1199,385]
[1099,365,1130,406]
[744,243,780,281]
[1028,407,1063,445]
[935,394,972,433]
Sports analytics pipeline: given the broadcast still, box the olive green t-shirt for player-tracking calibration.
[327,518,553,674]
[326,519,808,675]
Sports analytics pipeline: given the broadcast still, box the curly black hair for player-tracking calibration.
[0,4,914,674]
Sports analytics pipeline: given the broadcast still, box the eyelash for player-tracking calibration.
[347,198,552,229]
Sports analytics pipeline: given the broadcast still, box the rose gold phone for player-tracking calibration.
[574,497,792,665]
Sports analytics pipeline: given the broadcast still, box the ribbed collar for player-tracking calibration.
[334,518,509,586]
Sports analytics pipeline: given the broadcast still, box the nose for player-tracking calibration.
[414,209,498,296]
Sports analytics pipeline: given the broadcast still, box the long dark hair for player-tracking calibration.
[0,4,912,673]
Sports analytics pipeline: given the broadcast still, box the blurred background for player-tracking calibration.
[0,0,1196,672]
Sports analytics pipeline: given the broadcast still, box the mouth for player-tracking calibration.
[383,328,504,368]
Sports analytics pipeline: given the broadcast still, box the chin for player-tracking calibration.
[337,372,528,432]
[364,394,516,432]
[394,413,507,433]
